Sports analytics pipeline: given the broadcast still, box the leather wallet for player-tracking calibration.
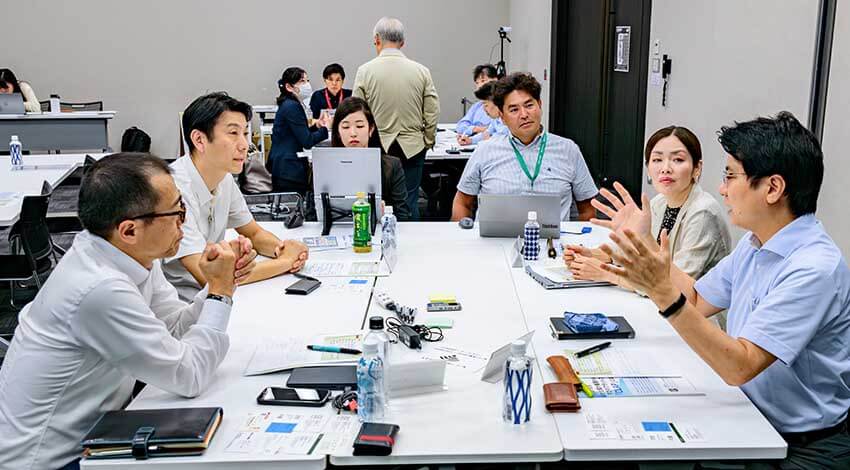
[353,422,400,456]
[544,355,582,412]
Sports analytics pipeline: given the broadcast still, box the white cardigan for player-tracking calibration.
[650,184,731,280]
[19,81,40,113]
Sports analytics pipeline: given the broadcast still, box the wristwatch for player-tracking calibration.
[206,293,233,306]
[659,293,686,318]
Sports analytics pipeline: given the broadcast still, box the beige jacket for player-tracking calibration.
[353,48,439,158]
[651,184,731,280]
[19,81,40,113]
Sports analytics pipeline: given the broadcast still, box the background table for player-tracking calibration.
[0,112,115,152]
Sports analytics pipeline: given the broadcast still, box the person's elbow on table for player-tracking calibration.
[451,191,475,221]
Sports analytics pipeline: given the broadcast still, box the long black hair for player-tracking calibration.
[276,67,305,105]
[0,68,23,94]
[331,97,382,148]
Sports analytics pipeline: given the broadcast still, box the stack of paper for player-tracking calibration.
[244,334,362,376]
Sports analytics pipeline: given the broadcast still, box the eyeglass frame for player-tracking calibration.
[129,198,187,224]
[721,170,748,184]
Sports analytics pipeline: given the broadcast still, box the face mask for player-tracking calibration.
[298,81,313,99]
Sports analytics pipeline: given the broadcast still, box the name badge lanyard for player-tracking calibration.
[324,89,342,109]
[509,133,548,190]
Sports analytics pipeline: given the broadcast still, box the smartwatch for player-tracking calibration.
[206,293,233,306]
[659,293,686,319]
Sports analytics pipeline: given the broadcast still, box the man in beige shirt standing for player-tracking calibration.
[353,17,440,220]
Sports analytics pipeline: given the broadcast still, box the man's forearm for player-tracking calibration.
[251,230,282,258]
[668,262,698,304]
[451,193,474,221]
[239,257,292,285]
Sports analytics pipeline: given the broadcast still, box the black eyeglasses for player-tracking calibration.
[130,199,186,224]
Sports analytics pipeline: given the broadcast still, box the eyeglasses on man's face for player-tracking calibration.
[721,170,748,184]
[130,199,186,224]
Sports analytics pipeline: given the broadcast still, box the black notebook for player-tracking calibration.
[82,407,223,459]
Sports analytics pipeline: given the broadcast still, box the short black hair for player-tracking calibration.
[323,63,346,80]
[473,64,497,81]
[474,81,496,101]
[276,67,306,105]
[331,97,382,148]
[718,111,824,216]
[492,72,542,111]
[182,92,252,153]
[79,153,172,238]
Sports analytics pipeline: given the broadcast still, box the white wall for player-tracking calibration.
[644,0,820,241]
[819,0,850,256]
[4,0,509,157]
[508,0,553,127]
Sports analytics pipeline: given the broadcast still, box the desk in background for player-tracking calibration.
[0,153,108,226]
[0,112,116,153]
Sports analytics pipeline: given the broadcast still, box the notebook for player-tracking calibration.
[81,407,222,459]
[525,264,612,289]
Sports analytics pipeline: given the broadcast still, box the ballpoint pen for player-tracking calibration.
[306,345,362,355]
[575,341,612,358]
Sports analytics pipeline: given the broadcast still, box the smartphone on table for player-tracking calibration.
[256,387,331,407]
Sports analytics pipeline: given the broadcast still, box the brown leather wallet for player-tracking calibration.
[544,355,582,412]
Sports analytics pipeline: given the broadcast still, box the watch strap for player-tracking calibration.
[659,293,687,318]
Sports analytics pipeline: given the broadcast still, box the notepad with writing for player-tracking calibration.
[81,407,222,459]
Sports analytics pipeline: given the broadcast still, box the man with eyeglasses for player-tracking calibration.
[0,153,247,470]
[164,92,309,301]
[593,112,850,467]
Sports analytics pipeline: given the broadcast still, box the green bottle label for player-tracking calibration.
[353,199,371,249]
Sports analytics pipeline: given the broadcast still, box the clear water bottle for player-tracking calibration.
[9,135,23,170]
[502,340,533,424]
[356,338,386,422]
[364,316,391,405]
[523,211,540,261]
[49,94,61,114]
[381,206,398,249]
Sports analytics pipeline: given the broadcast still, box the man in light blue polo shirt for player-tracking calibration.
[593,111,850,467]
[452,72,598,221]
[455,64,498,138]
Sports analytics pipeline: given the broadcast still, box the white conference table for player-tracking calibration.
[0,111,116,152]
[84,221,786,468]
[0,153,108,226]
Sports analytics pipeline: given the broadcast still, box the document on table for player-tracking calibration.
[582,376,703,398]
[224,412,360,455]
[302,235,353,252]
[244,333,362,376]
[300,259,390,277]
[421,345,489,371]
[584,413,706,443]
[565,347,681,377]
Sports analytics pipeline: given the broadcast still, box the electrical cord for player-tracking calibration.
[331,387,358,414]
[385,317,444,343]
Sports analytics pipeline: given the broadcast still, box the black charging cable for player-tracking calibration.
[385,317,444,343]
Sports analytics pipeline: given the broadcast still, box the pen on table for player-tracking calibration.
[575,372,594,398]
[547,238,556,259]
[574,341,612,358]
[293,272,319,282]
[561,227,592,235]
[307,345,362,355]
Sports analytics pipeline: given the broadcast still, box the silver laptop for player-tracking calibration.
[0,93,26,115]
[478,194,561,238]
[312,147,382,222]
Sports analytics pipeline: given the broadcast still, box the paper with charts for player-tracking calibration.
[301,235,354,252]
[244,333,362,376]
[224,412,361,455]
[565,347,681,377]
[300,259,390,277]
[582,376,703,398]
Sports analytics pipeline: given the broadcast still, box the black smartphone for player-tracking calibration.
[256,387,331,407]
[285,278,321,295]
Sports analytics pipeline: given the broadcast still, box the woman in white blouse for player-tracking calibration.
[565,126,731,323]
[0,68,40,113]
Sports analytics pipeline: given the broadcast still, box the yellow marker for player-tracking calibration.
[576,372,594,398]
[429,294,457,304]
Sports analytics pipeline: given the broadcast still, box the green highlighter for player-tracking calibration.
[424,317,454,328]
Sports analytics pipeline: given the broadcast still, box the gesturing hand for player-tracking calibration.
[598,229,673,301]
[590,182,652,240]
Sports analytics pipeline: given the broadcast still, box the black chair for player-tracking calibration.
[1,182,60,308]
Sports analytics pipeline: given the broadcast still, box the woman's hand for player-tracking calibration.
[590,182,652,240]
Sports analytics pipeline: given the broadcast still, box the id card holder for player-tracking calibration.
[285,278,321,295]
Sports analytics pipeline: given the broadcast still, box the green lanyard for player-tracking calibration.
[509,132,548,189]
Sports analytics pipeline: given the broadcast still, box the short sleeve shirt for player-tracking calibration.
[457,130,598,221]
[695,214,850,432]
[163,156,254,300]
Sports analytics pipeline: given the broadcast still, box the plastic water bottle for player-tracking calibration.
[352,191,372,253]
[523,211,540,261]
[364,316,391,405]
[9,135,23,170]
[49,94,61,114]
[357,338,386,422]
[381,206,398,250]
[502,340,533,424]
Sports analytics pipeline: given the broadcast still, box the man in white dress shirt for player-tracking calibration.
[0,153,252,470]
[163,92,309,301]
